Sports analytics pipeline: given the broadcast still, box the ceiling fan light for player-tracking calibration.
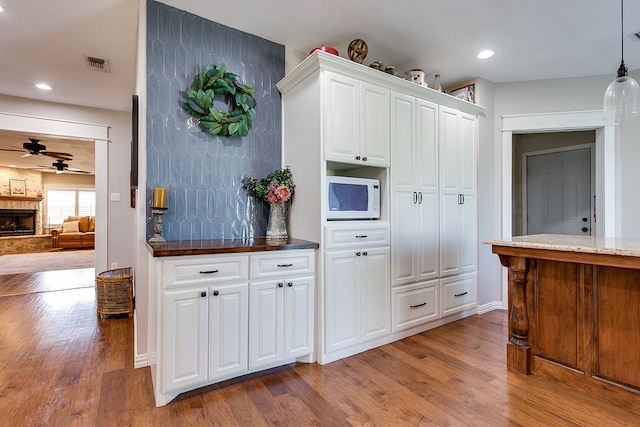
[603,72,640,122]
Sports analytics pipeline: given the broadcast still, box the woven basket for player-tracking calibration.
[96,267,133,316]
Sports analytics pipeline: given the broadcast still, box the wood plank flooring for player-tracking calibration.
[2,269,640,426]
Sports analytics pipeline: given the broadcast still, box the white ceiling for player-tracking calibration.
[1,0,640,171]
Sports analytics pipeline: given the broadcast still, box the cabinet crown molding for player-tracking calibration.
[277,51,486,116]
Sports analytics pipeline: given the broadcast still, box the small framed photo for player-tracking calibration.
[9,179,25,196]
[450,83,475,103]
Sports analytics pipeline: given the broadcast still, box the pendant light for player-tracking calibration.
[603,0,640,122]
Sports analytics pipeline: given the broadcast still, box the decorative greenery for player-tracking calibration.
[183,64,257,137]
[243,167,295,205]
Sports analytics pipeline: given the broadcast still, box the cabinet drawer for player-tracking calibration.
[324,223,390,249]
[441,274,476,316]
[250,250,315,280]
[163,255,248,288]
[392,281,439,332]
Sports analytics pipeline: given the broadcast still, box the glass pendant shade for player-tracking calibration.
[603,70,640,122]
[603,0,640,122]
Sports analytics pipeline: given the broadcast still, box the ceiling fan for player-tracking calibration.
[0,138,73,160]
[37,159,91,174]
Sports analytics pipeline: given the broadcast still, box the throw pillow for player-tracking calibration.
[62,220,79,233]
[78,216,90,232]
[88,216,95,232]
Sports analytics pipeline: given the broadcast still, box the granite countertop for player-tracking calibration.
[147,237,319,257]
[484,234,640,258]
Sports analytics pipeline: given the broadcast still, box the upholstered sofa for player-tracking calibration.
[51,216,95,249]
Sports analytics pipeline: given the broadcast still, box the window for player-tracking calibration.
[46,189,96,227]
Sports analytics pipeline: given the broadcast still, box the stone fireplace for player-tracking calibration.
[0,209,36,236]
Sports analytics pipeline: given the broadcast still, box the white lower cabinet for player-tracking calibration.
[163,286,209,392]
[209,282,248,381]
[249,275,314,370]
[441,273,476,317]
[152,249,315,406]
[392,280,439,332]
[324,246,390,354]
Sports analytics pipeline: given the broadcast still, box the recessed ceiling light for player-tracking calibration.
[477,50,495,59]
[0,6,4,12]
[35,83,52,91]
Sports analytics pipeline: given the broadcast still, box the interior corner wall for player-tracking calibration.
[145,1,285,241]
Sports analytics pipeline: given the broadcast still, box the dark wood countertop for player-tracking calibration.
[147,237,319,257]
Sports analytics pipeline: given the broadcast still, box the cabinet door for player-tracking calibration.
[360,82,390,166]
[440,191,462,276]
[361,247,391,341]
[249,279,284,370]
[459,193,477,274]
[391,92,417,286]
[325,250,360,352]
[459,111,477,193]
[284,276,314,358]
[439,106,461,192]
[163,288,208,392]
[323,71,360,164]
[415,99,439,281]
[209,282,248,381]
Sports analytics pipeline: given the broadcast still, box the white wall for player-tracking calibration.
[494,69,640,238]
[0,94,136,268]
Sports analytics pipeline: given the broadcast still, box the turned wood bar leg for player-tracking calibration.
[499,255,531,374]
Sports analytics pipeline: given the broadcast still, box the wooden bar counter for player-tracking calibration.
[487,234,640,404]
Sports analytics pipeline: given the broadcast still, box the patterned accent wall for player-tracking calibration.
[146,0,284,240]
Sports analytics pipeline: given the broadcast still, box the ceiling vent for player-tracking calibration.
[84,55,110,72]
[629,31,640,42]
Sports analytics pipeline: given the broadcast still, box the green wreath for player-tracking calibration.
[183,64,257,137]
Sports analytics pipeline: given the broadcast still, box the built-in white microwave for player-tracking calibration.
[326,176,380,220]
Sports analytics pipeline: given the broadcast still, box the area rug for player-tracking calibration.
[0,249,95,275]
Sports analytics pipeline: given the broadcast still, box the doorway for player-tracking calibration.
[512,131,595,236]
[0,112,109,273]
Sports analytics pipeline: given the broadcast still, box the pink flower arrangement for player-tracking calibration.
[266,184,292,204]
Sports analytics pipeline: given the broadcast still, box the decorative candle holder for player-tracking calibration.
[149,207,168,243]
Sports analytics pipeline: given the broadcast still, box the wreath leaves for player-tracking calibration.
[183,64,257,137]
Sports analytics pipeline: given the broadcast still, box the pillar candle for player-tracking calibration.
[152,187,167,208]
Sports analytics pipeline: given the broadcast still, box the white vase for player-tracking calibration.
[266,202,288,239]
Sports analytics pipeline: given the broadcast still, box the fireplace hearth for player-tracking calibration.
[0,209,36,237]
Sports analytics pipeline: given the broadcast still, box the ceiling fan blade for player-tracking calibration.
[66,168,91,173]
[0,147,26,153]
[42,151,73,160]
[20,152,33,158]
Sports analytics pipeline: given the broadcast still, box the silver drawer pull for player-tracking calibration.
[355,235,368,239]
[199,269,219,274]
[277,263,293,268]
[410,302,427,308]
[454,291,468,297]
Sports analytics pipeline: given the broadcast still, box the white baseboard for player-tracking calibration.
[476,300,506,315]
[135,352,148,368]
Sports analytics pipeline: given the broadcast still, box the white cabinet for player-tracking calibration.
[163,286,209,391]
[325,246,390,353]
[249,251,315,370]
[249,276,314,370]
[439,106,477,277]
[209,282,248,381]
[441,274,476,316]
[392,280,439,332]
[323,71,390,167]
[151,249,315,406]
[391,92,439,287]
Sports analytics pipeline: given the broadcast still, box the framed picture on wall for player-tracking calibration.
[9,179,25,196]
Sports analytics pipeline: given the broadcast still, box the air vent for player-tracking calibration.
[84,55,110,72]
[629,31,640,42]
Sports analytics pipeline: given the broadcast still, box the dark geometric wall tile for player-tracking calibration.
[146,0,284,240]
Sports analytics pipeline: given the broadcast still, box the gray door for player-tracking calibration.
[526,147,592,235]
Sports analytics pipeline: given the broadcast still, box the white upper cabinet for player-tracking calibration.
[391,92,439,287]
[323,71,390,167]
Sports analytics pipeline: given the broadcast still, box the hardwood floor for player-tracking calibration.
[2,270,640,426]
